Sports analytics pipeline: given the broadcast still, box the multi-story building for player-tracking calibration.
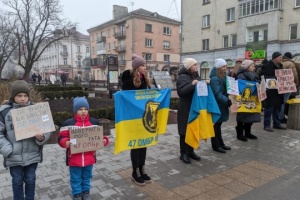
[181,0,300,80]
[33,30,90,80]
[87,5,181,81]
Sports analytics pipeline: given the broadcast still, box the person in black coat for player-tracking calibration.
[235,60,261,141]
[176,58,201,164]
[260,52,286,131]
[121,54,151,186]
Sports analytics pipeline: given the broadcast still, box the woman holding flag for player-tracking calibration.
[121,54,152,186]
[235,60,260,141]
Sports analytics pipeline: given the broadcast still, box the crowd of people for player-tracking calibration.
[0,51,299,200]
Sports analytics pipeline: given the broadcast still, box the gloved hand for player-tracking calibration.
[227,99,232,107]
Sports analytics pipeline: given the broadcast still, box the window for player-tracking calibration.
[108,43,111,50]
[202,39,209,50]
[77,46,80,53]
[223,36,229,48]
[108,29,110,37]
[163,27,171,35]
[263,30,268,41]
[86,47,90,53]
[231,35,237,46]
[163,41,170,49]
[92,34,94,42]
[63,58,67,65]
[164,54,170,62]
[239,0,283,17]
[145,24,152,32]
[203,0,210,4]
[226,8,235,22]
[253,31,259,42]
[297,0,300,7]
[113,42,116,49]
[290,24,297,40]
[62,45,67,53]
[202,15,210,28]
[145,39,153,47]
[145,53,152,61]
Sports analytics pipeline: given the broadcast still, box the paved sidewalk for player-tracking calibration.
[1,113,300,199]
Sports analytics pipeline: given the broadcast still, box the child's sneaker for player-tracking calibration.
[82,191,90,200]
[72,193,82,200]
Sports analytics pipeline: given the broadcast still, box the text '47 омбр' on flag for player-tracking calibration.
[113,88,171,154]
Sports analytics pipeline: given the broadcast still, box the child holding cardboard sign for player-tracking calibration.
[58,97,109,200]
[0,80,51,200]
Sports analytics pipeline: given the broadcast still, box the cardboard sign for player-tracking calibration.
[257,77,267,102]
[11,102,55,141]
[275,69,297,94]
[70,126,104,154]
[152,71,175,89]
[226,76,239,95]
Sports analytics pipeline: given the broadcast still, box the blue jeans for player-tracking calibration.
[264,105,282,128]
[69,165,93,196]
[9,163,38,200]
[279,93,291,120]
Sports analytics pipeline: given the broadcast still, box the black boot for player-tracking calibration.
[244,124,257,139]
[139,165,152,183]
[180,154,191,164]
[131,167,146,186]
[236,126,247,141]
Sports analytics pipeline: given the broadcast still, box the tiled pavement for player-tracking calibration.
[1,113,300,200]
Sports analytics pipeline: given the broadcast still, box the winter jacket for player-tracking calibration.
[176,67,200,136]
[281,58,299,86]
[209,67,230,123]
[0,100,51,168]
[121,70,149,90]
[236,68,261,123]
[260,60,284,106]
[58,114,99,167]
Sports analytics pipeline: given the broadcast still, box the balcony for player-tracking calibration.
[97,36,106,43]
[118,60,126,66]
[115,45,126,53]
[97,49,106,55]
[114,31,126,39]
[60,51,68,56]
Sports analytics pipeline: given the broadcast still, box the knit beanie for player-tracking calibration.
[182,58,197,70]
[272,52,282,60]
[241,60,254,70]
[11,80,30,99]
[214,58,227,68]
[284,52,292,59]
[132,54,146,70]
[73,97,89,113]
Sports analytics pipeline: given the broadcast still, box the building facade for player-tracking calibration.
[181,0,300,80]
[87,5,181,81]
[33,31,90,81]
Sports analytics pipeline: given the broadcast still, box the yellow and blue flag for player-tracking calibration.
[113,88,171,154]
[185,85,221,149]
[236,79,261,113]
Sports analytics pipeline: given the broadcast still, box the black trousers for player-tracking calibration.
[131,148,147,168]
[211,122,225,149]
[179,135,194,155]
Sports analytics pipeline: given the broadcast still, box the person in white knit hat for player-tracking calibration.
[209,58,232,153]
[176,58,202,164]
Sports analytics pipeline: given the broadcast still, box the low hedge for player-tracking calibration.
[41,90,88,100]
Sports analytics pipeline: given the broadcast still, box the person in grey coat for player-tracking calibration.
[176,58,201,164]
[0,80,51,200]
[235,60,261,141]
[209,59,232,153]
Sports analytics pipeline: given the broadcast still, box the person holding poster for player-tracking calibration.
[235,60,261,141]
[176,58,202,164]
[260,52,286,131]
[0,80,51,200]
[209,59,232,153]
[121,54,152,186]
[58,97,101,200]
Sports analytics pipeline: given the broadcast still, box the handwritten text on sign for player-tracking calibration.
[275,69,297,94]
[11,102,55,141]
[70,126,103,154]
[152,71,175,89]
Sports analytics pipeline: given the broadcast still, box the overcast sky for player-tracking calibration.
[61,0,181,35]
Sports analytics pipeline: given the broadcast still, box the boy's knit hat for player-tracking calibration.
[11,80,30,99]
[284,52,292,59]
[132,54,146,70]
[241,60,254,70]
[73,97,89,113]
[272,52,282,60]
[214,58,227,68]
[183,58,197,70]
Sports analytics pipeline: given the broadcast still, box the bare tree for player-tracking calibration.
[1,0,77,80]
[0,13,18,79]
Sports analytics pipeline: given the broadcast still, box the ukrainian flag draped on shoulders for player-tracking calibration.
[185,85,221,149]
[113,88,171,154]
[236,79,262,113]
